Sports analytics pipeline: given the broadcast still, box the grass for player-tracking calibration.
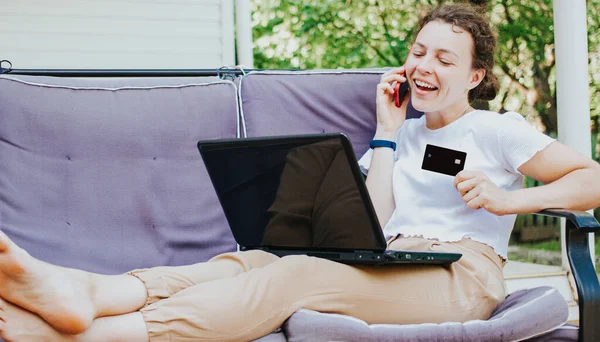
[510,236,600,272]
[516,236,600,256]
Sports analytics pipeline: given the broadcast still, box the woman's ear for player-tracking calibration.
[468,69,486,90]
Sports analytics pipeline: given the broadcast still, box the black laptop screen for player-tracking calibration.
[199,135,383,251]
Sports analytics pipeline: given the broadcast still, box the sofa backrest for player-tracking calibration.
[0,75,238,274]
[239,70,422,157]
[0,69,422,274]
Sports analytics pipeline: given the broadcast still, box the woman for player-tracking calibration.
[1,3,599,341]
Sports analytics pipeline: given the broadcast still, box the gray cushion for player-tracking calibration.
[253,329,287,342]
[0,75,239,274]
[239,70,422,158]
[525,323,578,342]
[283,286,569,342]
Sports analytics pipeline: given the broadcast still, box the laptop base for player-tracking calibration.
[251,247,461,266]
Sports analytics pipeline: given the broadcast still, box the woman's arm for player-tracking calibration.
[365,131,397,226]
[365,67,409,226]
[512,141,600,213]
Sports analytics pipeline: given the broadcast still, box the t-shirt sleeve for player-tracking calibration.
[357,148,373,175]
[497,112,556,174]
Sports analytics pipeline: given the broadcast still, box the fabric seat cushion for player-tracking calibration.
[281,286,570,342]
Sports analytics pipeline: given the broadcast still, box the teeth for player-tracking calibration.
[415,80,437,89]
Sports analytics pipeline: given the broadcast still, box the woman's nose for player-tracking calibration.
[416,56,434,74]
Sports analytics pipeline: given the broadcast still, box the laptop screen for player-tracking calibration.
[199,134,384,251]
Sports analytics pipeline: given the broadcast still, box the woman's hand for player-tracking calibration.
[376,67,410,135]
[453,171,514,216]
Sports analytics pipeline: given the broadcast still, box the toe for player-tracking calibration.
[0,231,11,252]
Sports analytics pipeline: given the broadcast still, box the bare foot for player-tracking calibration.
[0,298,75,342]
[0,231,95,334]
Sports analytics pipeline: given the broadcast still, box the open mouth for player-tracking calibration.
[414,80,438,92]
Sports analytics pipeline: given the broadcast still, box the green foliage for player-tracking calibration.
[589,0,600,137]
[251,0,600,137]
[251,0,426,69]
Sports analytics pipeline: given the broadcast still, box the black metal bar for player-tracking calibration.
[537,209,600,233]
[5,68,255,77]
[0,60,12,74]
[534,209,600,342]
[568,222,600,342]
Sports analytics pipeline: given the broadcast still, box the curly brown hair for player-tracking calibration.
[415,3,499,102]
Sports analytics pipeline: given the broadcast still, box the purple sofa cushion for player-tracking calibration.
[239,70,422,157]
[525,323,578,341]
[253,329,287,342]
[282,286,569,342]
[0,75,238,274]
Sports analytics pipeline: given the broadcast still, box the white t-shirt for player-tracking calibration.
[358,110,555,259]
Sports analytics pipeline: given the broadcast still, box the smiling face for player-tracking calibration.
[405,20,485,114]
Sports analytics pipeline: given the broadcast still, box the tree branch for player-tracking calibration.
[337,17,394,65]
[500,87,511,113]
[375,0,401,63]
[501,0,521,66]
[499,64,529,93]
[501,0,513,24]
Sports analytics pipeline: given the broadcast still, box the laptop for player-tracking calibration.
[197,133,461,266]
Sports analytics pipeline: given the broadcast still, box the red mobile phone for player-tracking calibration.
[394,81,409,108]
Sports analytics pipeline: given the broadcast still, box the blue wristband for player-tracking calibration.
[370,139,396,151]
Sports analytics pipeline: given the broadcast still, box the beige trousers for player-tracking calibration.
[128,237,506,342]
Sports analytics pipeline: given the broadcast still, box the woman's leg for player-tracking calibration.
[0,298,148,342]
[134,238,506,342]
[1,226,504,341]
[0,231,147,334]
[128,249,280,306]
[0,231,279,335]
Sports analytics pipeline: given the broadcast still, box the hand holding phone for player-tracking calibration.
[376,66,409,134]
[393,45,414,108]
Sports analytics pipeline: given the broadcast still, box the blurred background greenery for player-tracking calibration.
[249,0,600,260]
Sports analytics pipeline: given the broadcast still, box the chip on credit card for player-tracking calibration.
[421,144,467,177]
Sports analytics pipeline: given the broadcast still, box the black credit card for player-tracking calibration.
[421,144,467,176]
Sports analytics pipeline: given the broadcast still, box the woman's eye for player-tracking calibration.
[440,60,452,65]
[412,52,424,57]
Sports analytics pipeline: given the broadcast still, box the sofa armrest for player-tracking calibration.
[534,209,600,342]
